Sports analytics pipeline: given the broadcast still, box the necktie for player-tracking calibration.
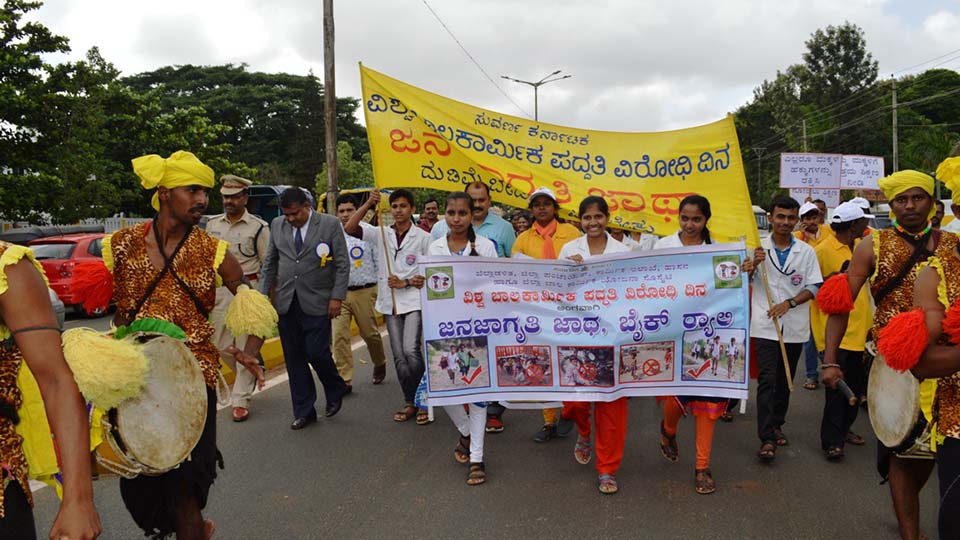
[294,227,303,253]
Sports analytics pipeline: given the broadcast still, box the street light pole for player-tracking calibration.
[501,70,571,121]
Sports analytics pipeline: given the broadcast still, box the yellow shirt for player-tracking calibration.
[512,222,581,259]
[793,224,833,248]
[811,234,871,352]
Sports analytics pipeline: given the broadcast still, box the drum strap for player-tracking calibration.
[129,223,207,320]
[874,229,939,306]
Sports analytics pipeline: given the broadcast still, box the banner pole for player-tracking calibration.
[759,263,794,392]
[375,195,398,316]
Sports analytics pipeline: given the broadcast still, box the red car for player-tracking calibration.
[29,233,109,317]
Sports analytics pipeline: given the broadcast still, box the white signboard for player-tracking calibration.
[840,155,884,190]
[789,188,841,208]
[779,153,842,189]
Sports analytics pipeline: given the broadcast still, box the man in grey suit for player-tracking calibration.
[259,188,350,429]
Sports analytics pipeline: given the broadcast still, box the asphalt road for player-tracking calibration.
[32,320,940,539]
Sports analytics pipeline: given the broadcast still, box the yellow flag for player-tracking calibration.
[360,65,759,247]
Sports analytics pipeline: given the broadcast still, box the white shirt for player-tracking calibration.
[750,236,823,343]
[654,232,703,249]
[342,221,379,287]
[359,223,432,315]
[292,210,311,249]
[557,234,630,260]
[428,234,498,258]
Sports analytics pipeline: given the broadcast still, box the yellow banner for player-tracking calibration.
[360,65,759,246]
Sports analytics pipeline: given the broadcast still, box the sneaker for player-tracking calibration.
[557,416,575,438]
[485,415,504,433]
[533,424,558,443]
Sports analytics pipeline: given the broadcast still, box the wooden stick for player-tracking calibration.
[375,194,398,316]
[759,262,794,392]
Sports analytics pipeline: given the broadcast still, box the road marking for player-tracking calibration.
[31,329,387,494]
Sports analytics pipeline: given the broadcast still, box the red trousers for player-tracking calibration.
[561,398,628,474]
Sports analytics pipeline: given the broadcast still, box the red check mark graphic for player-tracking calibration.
[462,366,482,385]
[687,361,710,380]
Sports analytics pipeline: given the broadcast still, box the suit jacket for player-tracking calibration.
[259,211,349,316]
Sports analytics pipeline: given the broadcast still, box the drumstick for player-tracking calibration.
[837,379,858,407]
[759,262,794,392]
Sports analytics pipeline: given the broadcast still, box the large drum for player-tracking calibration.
[93,332,207,478]
[867,353,933,459]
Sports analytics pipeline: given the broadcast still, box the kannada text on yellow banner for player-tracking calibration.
[360,65,759,246]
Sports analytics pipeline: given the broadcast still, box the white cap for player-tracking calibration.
[528,187,557,205]
[849,196,871,210]
[830,201,875,224]
[799,202,820,217]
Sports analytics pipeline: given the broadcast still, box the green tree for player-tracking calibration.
[315,140,373,194]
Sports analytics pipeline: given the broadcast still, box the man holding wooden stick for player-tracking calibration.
[750,196,822,461]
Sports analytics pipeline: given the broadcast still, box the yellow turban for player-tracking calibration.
[936,157,960,205]
[878,170,935,220]
[132,150,215,211]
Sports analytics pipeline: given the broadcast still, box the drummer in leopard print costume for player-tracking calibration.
[819,169,956,540]
[0,241,101,539]
[104,150,276,540]
[878,156,960,540]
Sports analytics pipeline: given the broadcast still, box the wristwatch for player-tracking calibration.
[787,298,798,308]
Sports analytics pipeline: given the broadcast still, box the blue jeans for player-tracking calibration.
[803,330,819,380]
[385,311,424,404]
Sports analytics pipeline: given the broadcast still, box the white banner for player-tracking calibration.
[418,245,751,406]
[840,155,884,190]
[779,153,842,189]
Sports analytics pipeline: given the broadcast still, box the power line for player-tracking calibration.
[419,0,531,118]
[893,47,960,76]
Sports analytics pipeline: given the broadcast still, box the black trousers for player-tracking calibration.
[755,338,802,442]
[820,349,866,450]
[938,437,960,540]
[0,478,36,540]
[278,295,347,418]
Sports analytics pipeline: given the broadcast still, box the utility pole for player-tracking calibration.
[802,119,807,152]
[501,70,572,121]
[892,75,899,173]
[323,0,338,214]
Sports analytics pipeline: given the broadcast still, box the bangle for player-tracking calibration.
[821,363,841,369]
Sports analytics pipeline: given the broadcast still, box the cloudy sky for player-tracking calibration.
[29,0,960,132]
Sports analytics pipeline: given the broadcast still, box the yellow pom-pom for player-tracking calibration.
[61,328,148,410]
[225,284,279,339]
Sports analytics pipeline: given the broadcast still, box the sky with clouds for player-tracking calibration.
[28,0,960,132]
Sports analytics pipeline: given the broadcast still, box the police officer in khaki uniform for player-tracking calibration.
[206,174,270,422]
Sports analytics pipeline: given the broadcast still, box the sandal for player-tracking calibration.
[845,431,865,446]
[758,441,776,461]
[695,468,716,495]
[204,519,216,540]
[454,435,470,464]
[598,474,618,495]
[467,462,486,485]
[803,378,818,390]
[393,405,416,422]
[720,411,734,423]
[415,408,432,425]
[773,428,789,446]
[574,435,592,465]
[659,421,679,462]
[826,446,845,461]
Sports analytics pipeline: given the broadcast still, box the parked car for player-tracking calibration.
[28,233,109,317]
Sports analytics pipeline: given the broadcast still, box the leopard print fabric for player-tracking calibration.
[0,242,32,515]
[934,251,960,439]
[109,224,224,388]
[870,229,959,340]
